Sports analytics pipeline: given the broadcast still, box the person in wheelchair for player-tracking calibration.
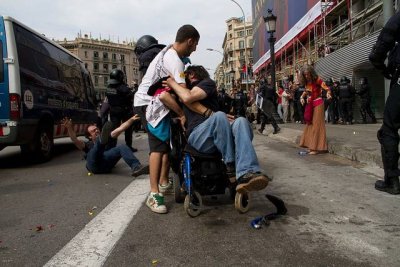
[164,65,269,193]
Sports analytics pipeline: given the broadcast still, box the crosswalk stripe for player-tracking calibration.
[44,177,149,267]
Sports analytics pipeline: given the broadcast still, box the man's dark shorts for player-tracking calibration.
[147,130,170,153]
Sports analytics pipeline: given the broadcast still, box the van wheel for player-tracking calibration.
[21,124,54,162]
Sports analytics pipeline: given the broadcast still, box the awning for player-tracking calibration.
[253,1,331,74]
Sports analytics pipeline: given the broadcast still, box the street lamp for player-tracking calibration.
[229,0,248,93]
[206,48,223,56]
[206,48,225,88]
[264,9,277,92]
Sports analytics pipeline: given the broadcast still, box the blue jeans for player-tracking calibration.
[86,140,140,174]
[188,111,261,179]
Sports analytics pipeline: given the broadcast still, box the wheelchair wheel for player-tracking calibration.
[234,192,250,213]
[184,191,202,217]
[173,173,185,203]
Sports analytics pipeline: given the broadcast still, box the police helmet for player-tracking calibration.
[134,35,165,55]
[325,78,333,85]
[108,69,125,85]
[359,77,368,85]
[340,76,348,83]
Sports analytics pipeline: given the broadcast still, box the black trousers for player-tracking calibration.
[260,99,279,131]
[360,98,376,122]
[339,98,353,123]
[110,111,134,148]
[378,79,400,178]
[328,99,339,123]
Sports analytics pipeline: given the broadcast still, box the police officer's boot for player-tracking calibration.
[375,136,400,194]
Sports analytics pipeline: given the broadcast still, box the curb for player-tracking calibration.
[264,128,383,168]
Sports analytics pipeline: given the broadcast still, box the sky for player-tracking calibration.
[0,0,251,76]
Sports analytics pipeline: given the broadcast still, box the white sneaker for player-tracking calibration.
[146,192,167,214]
[158,180,173,194]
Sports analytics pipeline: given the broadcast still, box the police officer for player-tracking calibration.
[217,88,232,114]
[133,35,166,131]
[105,69,135,151]
[369,11,400,194]
[338,76,355,124]
[258,77,280,134]
[232,87,248,117]
[357,77,377,124]
[325,78,338,124]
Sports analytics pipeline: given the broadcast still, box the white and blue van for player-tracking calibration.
[0,16,98,161]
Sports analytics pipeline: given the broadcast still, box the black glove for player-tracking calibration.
[382,66,393,80]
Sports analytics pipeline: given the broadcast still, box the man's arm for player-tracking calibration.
[110,114,140,139]
[164,78,209,115]
[62,117,85,151]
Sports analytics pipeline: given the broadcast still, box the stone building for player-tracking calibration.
[58,35,140,100]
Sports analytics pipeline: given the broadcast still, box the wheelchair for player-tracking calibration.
[170,119,251,217]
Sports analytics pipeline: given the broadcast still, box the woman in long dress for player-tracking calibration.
[298,65,332,155]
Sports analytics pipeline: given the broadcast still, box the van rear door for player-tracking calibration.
[0,16,9,120]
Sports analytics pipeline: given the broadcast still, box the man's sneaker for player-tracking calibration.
[159,180,173,194]
[100,121,113,145]
[131,164,149,177]
[236,172,269,194]
[146,192,167,214]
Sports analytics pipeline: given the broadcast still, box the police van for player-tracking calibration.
[0,16,98,161]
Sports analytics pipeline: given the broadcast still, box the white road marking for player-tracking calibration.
[45,177,149,267]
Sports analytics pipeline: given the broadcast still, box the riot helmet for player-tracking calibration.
[324,78,333,86]
[359,77,368,85]
[340,76,348,84]
[134,35,165,55]
[108,69,125,85]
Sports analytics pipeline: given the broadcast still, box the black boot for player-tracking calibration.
[273,127,281,134]
[375,176,400,194]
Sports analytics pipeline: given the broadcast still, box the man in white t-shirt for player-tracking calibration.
[134,25,202,214]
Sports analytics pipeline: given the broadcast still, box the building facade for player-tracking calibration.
[252,0,398,119]
[218,17,254,93]
[58,35,140,100]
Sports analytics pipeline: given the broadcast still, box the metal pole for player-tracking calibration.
[230,0,249,93]
[269,33,276,92]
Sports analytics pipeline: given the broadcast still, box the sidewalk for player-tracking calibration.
[257,121,382,168]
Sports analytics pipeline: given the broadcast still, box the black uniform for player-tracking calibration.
[328,82,340,124]
[369,11,400,194]
[217,90,233,114]
[106,84,134,148]
[357,78,377,124]
[258,81,280,134]
[338,79,355,124]
[232,89,248,117]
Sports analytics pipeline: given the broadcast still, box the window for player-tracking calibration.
[112,64,117,69]
[239,41,244,49]
[0,41,3,82]
[237,31,244,37]
[94,75,98,86]
[84,51,88,58]
[120,54,125,62]
[123,65,126,74]
[133,68,137,75]
[103,76,108,85]
[228,25,232,31]
[112,53,117,60]
[247,29,252,35]
[103,52,108,59]
[84,63,88,69]
[94,63,99,71]
[103,64,108,72]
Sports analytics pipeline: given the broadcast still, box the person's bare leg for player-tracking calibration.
[159,153,170,186]
[149,152,163,192]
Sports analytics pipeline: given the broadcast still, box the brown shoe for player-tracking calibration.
[236,172,269,193]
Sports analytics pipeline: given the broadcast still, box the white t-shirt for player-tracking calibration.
[134,46,186,107]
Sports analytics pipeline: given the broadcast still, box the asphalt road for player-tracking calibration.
[1,131,399,266]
